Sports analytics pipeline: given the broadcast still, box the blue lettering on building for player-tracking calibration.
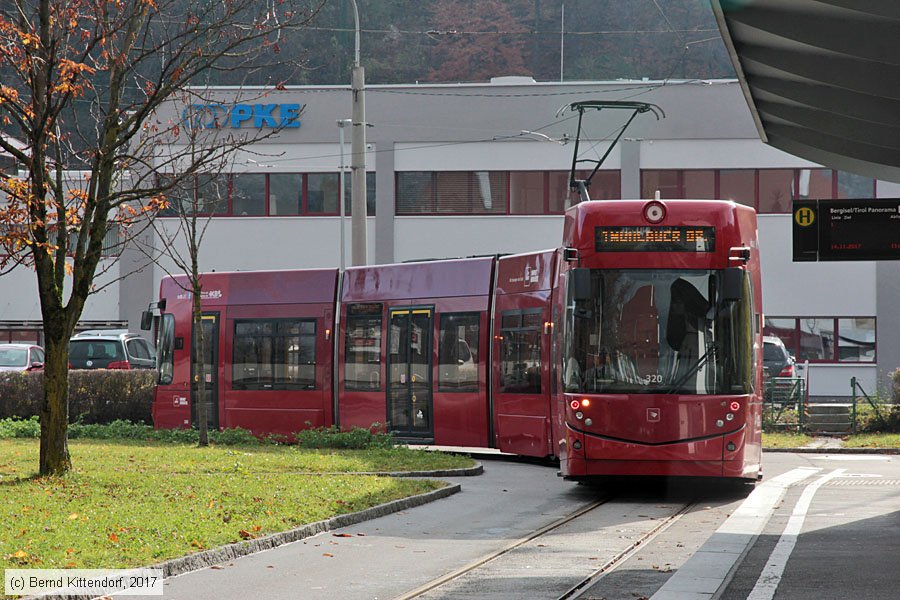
[182,103,304,129]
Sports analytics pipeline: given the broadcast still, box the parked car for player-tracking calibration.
[68,330,156,370]
[763,335,795,380]
[0,344,45,372]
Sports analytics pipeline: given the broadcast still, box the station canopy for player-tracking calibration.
[711,1,900,183]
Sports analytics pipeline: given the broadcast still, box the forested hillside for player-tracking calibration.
[295,0,734,85]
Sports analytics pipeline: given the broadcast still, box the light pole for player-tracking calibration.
[349,0,367,266]
[336,118,351,271]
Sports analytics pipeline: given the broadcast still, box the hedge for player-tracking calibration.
[0,370,155,424]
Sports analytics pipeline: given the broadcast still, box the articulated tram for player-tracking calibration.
[147,198,763,481]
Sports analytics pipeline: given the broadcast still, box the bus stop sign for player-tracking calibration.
[793,199,900,261]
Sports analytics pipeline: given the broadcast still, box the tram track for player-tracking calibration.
[393,495,697,600]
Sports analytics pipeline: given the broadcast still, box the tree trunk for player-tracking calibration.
[39,336,71,476]
[192,280,209,447]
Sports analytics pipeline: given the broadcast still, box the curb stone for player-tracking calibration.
[764,447,900,454]
[24,477,469,600]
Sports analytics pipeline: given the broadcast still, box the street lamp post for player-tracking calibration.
[349,0,367,266]
[336,118,351,271]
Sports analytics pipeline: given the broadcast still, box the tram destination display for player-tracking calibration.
[793,199,900,261]
[594,226,715,252]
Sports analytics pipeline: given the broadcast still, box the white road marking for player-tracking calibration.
[809,455,891,461]
[746,468,845,600]
[651,467,820,600]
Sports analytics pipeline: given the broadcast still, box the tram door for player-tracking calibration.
[387,307,434,439]
[191,313,220,431]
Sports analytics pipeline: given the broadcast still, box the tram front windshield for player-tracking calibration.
[563,269,752,395]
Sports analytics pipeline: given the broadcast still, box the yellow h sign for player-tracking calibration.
[794,206,815,227]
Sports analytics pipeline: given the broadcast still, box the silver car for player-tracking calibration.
[68,330,156,370]
[0,344,45,372]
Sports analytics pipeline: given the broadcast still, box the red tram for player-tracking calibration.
[147,199,763,481]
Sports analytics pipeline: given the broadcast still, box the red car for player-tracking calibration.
[0,344,45,372]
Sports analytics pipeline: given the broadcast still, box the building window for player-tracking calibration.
[837,318,875,362]
[307,173,340,214]
[438,313,480,391]
[232,174,266,215]
[757,169,794,214]
[397,170,619,215]
[345,303,383,391]
[509,172,545,214]
[640,168,876,213]
[499,309,542,394]
[232,319,316,390]
[159,172,375,217]
[719,169,755,207]
[269,174,303,216]
[764,317,876,363]
[683,170,716,199]
[796,169,832,199]
[837,170,876,198]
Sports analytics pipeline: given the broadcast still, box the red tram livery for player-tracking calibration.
[148,199,763,481]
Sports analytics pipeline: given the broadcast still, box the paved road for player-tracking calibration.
[159,459,598,600]
[153,452,898,600]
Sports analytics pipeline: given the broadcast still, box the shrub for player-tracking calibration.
[0,417,267,445]
[0,416,40,438]
[294,424,395,449]
[0,370,155,424]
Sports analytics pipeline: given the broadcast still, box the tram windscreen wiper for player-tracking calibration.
[664,345,716,394]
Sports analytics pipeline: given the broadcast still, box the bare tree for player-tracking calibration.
[0,0,324,475]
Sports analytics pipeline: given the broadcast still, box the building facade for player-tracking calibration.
[2,78,896,399]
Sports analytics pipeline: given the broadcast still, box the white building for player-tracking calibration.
[2,79,894,399]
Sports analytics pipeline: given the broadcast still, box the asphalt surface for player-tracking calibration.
[143,451,899,600]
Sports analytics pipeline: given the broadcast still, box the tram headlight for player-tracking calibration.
[575,411,584,420]
[584,418,593,426]
[725,413,735,421]
[726,442,737,452]
[715,419,725,428]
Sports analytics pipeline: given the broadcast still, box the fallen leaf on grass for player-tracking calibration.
[108,533,119,543]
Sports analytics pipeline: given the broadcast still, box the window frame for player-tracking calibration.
[763,316,877,364]
[640,168,877,214]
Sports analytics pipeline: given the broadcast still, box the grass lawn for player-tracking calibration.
[842,433,900,449]
[0,440,473,573]
[762,432,814,448]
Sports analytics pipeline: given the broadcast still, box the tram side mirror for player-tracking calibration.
[722,268,744,303]
[571,268,592,301]
[140,310,153,331]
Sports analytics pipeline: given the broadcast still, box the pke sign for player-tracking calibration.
[182,103,304,129]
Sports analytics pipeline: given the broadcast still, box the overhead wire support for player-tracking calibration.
[559,100,664,202]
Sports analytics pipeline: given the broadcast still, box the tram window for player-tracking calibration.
[500,309,542,394]
[345,304,383,391]
[438,313,479,391]
[232,318,316,390]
